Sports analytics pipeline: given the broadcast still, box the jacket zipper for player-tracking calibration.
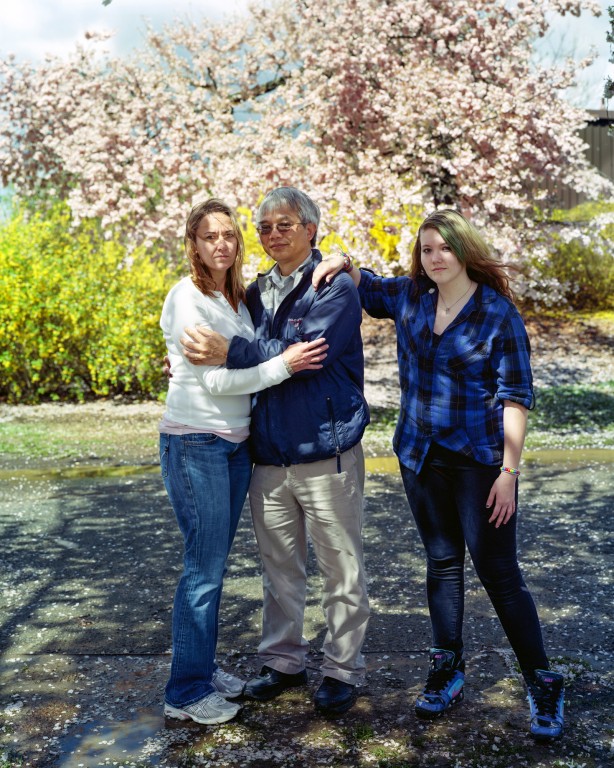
[326,397,342,473]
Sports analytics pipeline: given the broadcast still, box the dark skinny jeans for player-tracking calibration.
[400,443,548,672]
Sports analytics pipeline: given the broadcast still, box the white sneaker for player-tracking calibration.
[212,668,245,699]
[164,692,241,725]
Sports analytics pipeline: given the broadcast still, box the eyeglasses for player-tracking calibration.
[255,221,306,236]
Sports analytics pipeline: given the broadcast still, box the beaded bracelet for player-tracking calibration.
[500,466,520,476]
[340,251,353,272]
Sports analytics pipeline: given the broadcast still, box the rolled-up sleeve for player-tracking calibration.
[492,309,534,409]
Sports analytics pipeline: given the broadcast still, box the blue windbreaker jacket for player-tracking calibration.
[226,250,370,467]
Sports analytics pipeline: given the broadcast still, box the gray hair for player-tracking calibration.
[257,186,320,247]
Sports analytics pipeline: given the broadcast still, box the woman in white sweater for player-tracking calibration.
[159,199,326,726]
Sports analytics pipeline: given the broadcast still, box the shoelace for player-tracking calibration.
[423,665,456,695]
[530,681,561,718]
[189,692,227,712]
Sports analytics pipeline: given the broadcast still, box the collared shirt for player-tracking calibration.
[358,271,534,474]
[257,252,315,316]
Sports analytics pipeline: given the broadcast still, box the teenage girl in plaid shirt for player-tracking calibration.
[313,209,564,740]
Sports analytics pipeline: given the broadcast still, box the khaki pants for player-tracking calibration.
[249,444,370,685]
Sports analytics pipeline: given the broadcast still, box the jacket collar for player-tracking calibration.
[257,248,320,279]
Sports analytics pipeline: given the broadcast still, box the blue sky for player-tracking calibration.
[0,0,247,59]
[0,0,611,109]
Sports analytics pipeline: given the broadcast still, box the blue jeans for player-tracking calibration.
[160,432,252,707]
[400,443,548,672]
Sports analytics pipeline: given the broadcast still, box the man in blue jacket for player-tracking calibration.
[181,186,370,716]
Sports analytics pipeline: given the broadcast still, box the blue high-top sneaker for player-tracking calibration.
[414,648,465,719]
[525,668,565,740]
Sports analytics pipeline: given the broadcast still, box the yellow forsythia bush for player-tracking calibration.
[0,201,423,403]
[0,204,180,402]
[319,206,425,270]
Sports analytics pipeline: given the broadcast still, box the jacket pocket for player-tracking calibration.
[326,397,342,473]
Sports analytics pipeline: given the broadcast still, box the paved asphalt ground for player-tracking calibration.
[1,448,613,767]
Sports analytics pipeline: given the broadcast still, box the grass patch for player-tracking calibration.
[351,723,375,741]
[0,752,25,768]
[367,383,614,452]
[1,383,613,473]
[529,382,614,449]
[368,406,399,435]
[532,383,614,430]
[0,405,161,469]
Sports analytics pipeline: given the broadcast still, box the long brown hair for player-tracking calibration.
[409,209,514,301]
[184,198,246,308]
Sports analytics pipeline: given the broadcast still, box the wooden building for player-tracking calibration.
[553,109,614,209]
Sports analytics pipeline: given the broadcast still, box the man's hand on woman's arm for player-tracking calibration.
[181,327,230,366]
[164,334,329,378]
[162,327,230,379]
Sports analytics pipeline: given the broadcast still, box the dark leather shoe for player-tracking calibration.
[244,665,308,701]
[314,676,357,716]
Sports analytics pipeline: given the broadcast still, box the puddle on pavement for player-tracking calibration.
[55,710,165,767]
[0,463,159,481]
[1,448,613,482]
[365,455,399,474]
[365,448,614,474]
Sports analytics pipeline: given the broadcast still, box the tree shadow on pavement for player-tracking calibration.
[1,459,613,766]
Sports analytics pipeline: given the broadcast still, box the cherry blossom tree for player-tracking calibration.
[0,0,609,288]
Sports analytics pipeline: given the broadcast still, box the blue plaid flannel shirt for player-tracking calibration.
[359,270,534,474]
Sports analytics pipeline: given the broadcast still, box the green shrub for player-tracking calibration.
[548,234,614,310]
[524,202,614,310]
[551,200,614,223]
[0,203,180,402]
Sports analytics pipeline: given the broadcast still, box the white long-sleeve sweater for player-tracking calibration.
[160,276,290,431]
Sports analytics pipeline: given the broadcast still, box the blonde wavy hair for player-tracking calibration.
[184,198,246,307]
[410,209,514,301]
